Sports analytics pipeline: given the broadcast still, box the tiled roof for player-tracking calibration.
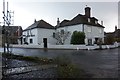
[24,20,55,31]
[114,29,120,38]
[0,26,22,35]
[58,14,105,28]
[105,29,120,38]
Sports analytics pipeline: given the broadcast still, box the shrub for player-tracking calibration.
[104,35,114,45]
[71,31,85,44]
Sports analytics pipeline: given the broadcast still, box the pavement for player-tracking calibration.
[2,57,58,79]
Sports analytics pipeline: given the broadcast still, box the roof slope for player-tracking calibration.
[24,20,55,31]
[58,14,105,28]
[0,26,22,35]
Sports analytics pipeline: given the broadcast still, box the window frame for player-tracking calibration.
[29,38,33,43]
[87,26,92,32]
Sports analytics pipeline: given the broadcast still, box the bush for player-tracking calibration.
[53,55,71,66]
[71,31,85,44]
[104,35,114,45]
[57,64,82,78]
[54,55,88,78]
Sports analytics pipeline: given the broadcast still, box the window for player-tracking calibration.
[27,30,29,36]
[30,39,33,43]
[23,38,26,42]
[61,29,64,34]
[88,18,90,22]
[95,21,98,24]
[53,32,55,38]
[88,26,92,32]
[99,29,102,33]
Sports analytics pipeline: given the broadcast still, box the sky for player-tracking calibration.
[0,0,119,32]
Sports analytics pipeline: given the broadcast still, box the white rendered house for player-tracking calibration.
[56,7,104,45]
[22,6,104,46]
[22,19,56,47]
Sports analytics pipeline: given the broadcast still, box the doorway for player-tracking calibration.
[43,38,47,48]
[88,39,92,45]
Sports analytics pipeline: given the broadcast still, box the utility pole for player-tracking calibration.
[2,0,14,53]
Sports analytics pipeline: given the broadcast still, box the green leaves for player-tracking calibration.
[71,31,85,44]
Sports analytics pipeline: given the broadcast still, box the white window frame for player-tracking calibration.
[87,26,92,32]
[95,20,98,24]
[88,18,90,22]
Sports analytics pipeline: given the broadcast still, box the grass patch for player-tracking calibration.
[2,53,54,64]
[54,55,91,78]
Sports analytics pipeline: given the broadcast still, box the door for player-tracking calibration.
[43,38,47,48]
[88,39,92,45]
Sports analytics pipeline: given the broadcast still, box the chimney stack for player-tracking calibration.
[34,19,37,23]
[115,25,117,31]
[57,18,60,27]
[85,5,91,17]
[101,21,103,26]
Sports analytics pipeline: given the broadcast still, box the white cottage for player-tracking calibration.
[22,19,56,47]
[56,6,104,45]
[22,6,105,46]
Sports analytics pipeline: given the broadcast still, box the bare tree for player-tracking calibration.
[53,30,71,45]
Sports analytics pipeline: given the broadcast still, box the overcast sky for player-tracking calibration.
[0,0,119,32]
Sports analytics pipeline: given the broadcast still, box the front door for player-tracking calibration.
[43,38,47,48]
[88,39,92,45]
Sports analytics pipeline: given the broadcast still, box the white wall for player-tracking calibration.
[84,24,104,45]
[57,24,104,45]
[37,28,57,45]
[23,28,38,45]
[57,24,83,33]
[57,24,83,44]
[22,24,104,46]
[23,28,57,45]
[84,25,104,38]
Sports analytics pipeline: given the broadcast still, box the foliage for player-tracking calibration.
[57,64,83,78]
[53,55,71,65]
[104,35,114,45]
[114,38,120,42]
[54,55,88,78]
[2,53,53,64]
[71,31,85,44]
[53,30,70,45]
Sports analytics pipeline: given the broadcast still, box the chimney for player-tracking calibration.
[101,21,103,26]
[34,19,37,23]
[85,6,91,17]
[57,18,60,27]
[115,25,117,31]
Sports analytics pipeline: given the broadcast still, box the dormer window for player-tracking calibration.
[88,18,90,22]
[95,20,98,24]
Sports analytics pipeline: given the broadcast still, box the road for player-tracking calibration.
[0,47,119,78]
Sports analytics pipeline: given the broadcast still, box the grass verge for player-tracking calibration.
[2,53,54,64]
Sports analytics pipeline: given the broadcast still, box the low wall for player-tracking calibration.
[118,43,120,47]
[48,44,87,50]
[12,43,119,50]
[13,44,43,49]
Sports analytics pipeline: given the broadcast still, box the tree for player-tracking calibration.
[104,34,114,45]
[71,31,85,45]
[53,30,71,45]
